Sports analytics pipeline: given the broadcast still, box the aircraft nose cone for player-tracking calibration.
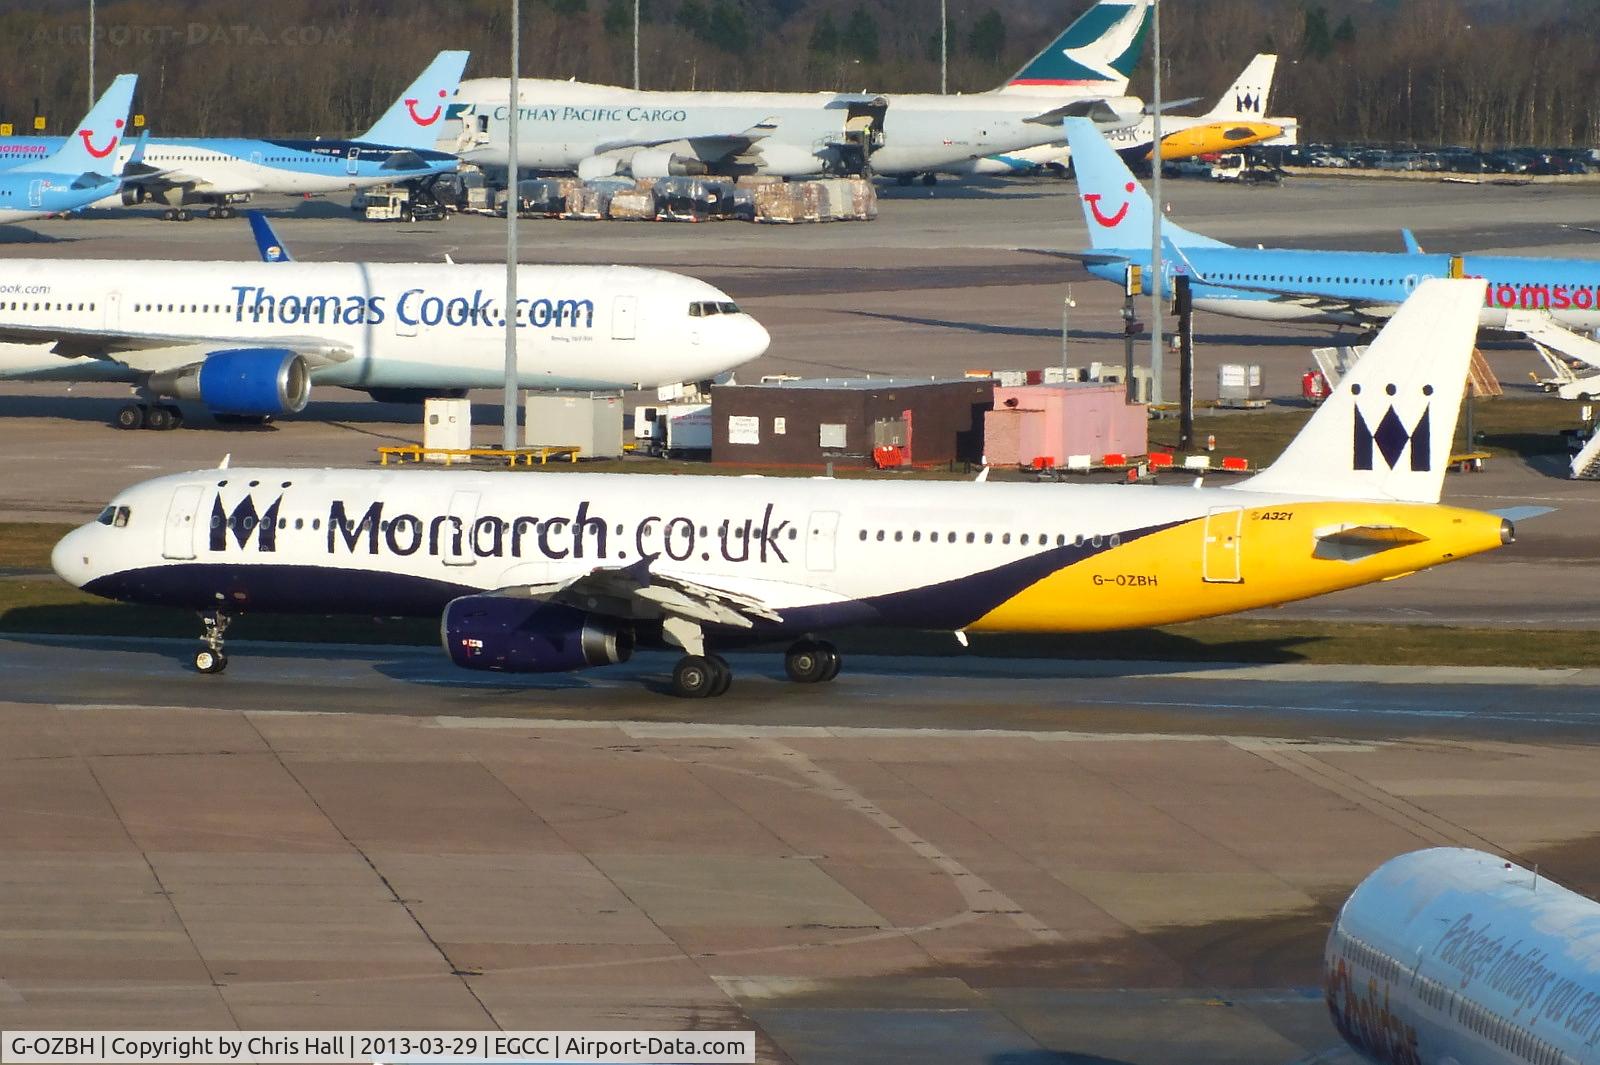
[51,526,94,589]
[743,317,771,359]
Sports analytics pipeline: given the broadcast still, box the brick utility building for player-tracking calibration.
[710,377,995,468]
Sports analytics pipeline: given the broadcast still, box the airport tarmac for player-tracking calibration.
[3,177,1600,1060]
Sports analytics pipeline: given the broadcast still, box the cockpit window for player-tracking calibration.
[96,506,115,526]
[97,505,130,527]
[688,300,742,317]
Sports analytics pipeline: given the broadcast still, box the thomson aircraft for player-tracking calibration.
[0,52,468,220]
[1327,847,1600,1065]
[0,213,768,429]
[0,75,139,223]
[1060,118,1600,332]
[55,280,1516,697]
[444,0,1150,182]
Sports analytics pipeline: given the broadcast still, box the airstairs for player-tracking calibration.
[1506,310,1600,400]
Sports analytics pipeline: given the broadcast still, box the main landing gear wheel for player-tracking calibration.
[115,403,146,430]
[195,611,232,674]
[672,654,731,698]
[784,639,840,684]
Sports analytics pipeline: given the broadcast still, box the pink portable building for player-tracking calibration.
[983,383,1147,468]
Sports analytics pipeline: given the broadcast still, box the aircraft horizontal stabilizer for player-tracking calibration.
[1313,524,1428,562]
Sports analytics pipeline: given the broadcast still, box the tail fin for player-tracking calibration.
[997,0,1151,95]
[1201,54,1277,120]
[358,50,471,148]
[1237,278,1489,503]
[1064,117,1228,250]
[246,210,294,263]
[15,74,137,175]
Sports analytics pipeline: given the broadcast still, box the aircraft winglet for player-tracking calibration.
[246,210,294,263]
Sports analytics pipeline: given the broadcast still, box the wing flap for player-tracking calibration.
[499,559,784,629]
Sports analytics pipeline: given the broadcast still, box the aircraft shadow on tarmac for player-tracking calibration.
[0,224,75,245]
[842,310,1333,349]
[0,392,502,433]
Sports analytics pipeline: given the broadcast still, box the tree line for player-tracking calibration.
[0,0,1593,148]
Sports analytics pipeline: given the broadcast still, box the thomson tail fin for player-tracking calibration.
[997,0,1151,95]
[1201,54,1277,120]
[15,74,137,176]
[359,50,470,148]
[1064,118,1229,251]
[1237,278,1489,503]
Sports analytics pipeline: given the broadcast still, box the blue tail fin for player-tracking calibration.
[246,210,294,263]
[359,51,470,149]
[16,74,138,176]
[998,0,1151,94]
[1064,118,1230,251]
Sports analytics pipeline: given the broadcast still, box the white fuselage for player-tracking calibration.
[0,260,769,392]
[1327,848,1600,1065]
[53,465,1507,641]
[446,78,1073,178]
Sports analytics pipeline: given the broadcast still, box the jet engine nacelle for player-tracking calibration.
[442,596,634,673]
[628,149,708,179]
[121,185,150,206]
[148,348,311,416]
[577,155,623,181]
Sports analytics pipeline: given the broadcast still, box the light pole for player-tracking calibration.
[88,0,95,109]
[633,0,640,89]
[502,0,521,452]
[1147,0,1163,406]
[939,0,947,94]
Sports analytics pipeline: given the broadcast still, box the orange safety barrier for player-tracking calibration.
[1102,452,1127,467]
[1030,455,1055,470]
[1220,456,1250,472]
[1148,452,1174,468]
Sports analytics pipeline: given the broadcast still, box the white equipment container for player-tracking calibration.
[423,398,472,460]
[525,393,624,458]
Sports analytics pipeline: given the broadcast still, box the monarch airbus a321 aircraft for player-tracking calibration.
[0,214,769,429]
[55,280,1515,697]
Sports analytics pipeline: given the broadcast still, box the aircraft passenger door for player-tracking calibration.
[444,490,480,566]
[102,292,122,331]
[1201,506,1243,584]
[162,485,205,560]
[612,295,637,340]
[346,148,360,175]
[805,511,840,573]
[26,180,43,208]
[250,150,263,167]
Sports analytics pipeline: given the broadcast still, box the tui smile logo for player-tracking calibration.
[1351,383,1432,472]
[1085,181,1135,227]
[79,118,124,159]
[406,89,448,126]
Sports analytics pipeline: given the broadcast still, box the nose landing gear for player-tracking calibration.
[194,611,232,673]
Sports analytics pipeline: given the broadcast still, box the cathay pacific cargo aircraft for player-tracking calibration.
[443,0,1150,182]
[55,280,1516,696]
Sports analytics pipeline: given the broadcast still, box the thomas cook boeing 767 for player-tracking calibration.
[0,214,768,430]
[55,279,1514,696]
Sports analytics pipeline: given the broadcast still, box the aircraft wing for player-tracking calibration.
[501,558,785,631]
[593,118,778,159]
[0,324,353,373]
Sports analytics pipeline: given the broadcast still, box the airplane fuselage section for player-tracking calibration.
[0,260,765,390]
